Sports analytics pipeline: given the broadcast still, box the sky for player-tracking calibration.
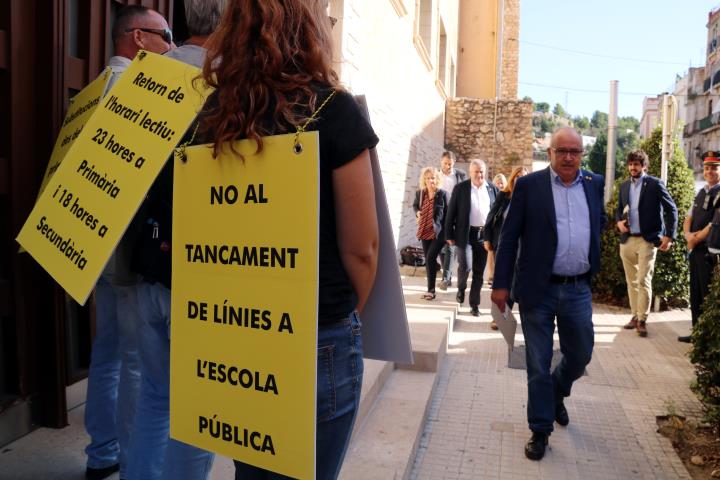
[518,0,716,120]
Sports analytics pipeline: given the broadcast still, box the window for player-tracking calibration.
[438,22,447,81]
[436,20,447,97]
[449,59,456,97]
[389,0,408,17]
[413,0,433,70]
[418,0,432,50]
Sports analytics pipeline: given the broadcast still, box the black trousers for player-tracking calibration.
[457,226,488,308]
[422,237,445,293]
[690,246,715,326]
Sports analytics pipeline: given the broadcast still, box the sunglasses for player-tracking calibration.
[125,27,173,45]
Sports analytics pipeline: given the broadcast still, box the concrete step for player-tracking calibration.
[397,319,448,373]
[354,359,394,433]
[338,369,438,480]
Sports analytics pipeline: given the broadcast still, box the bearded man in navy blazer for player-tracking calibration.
[616,149,677,338]
[491,127,606,461]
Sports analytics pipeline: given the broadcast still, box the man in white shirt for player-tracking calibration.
[445,159,498,315]
[438,151,466,290]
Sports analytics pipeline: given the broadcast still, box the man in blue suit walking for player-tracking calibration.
[491,127,606,461]
[616,149,677,338]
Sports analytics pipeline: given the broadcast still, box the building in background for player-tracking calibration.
[328,0,528,252]
[678,67,706,170]
[1,0,522,447]
[681,6,720,172]
[445,0,532,185]
[639,96,660,139]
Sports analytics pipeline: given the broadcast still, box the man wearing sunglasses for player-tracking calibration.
[84,5,173,480]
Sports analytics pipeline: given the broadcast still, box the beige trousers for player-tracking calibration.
[619,236,658,321]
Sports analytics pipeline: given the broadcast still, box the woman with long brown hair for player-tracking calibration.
[200,1,379,478]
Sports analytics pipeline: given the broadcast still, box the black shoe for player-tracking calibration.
[677,335,692,343]
[456,290,465,304]
[470,306,480,316]
[524,431,548,461]
[555,400,569,426]
[86,464,120,480]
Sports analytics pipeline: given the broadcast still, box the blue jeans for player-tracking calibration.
[85,275,142,478]
[440,243,455,283]
[127,282,214,480]
[520,279,594,434]
[234,312,364,480]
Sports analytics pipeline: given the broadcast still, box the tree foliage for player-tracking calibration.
[690,264,720,433]
[593,127,694,309]
[534,102,550,113]
[642,128,694,307]
[586,129,640,175]
[591,110,608,130]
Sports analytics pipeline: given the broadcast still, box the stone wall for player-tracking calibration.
[445,98,533,176]
[501,0,520,99]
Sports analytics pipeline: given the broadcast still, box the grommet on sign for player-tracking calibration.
[292,89,336,155]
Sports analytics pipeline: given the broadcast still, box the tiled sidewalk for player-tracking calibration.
[0,276,702,480]
[409,286,701,480]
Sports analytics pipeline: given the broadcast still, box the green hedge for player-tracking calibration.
[592,127,695,308]
[690,264,720,432]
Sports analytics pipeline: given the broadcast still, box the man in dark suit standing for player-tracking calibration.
[445,159,498,316]
[491,127,606,461]
[616,149,677,337]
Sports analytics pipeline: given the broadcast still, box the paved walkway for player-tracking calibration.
[0,277,703,480]
[408,283,701,480]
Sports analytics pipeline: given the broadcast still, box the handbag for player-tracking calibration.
[400,245,425,266]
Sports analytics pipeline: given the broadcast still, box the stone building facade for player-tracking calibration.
[327,0,522,250]
[500,0,520,100]
[445,98,533,176]
[328,0,459,250]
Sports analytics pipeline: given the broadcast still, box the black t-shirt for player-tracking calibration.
[133,88,378,324]
[303,90,379,321]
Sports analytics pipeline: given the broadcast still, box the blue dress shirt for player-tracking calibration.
[628,173,644,234]
[550,168,591,276]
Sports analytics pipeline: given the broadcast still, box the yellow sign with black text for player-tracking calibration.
[18,68,112,254]
[37,67,112,199]
[171,133,319,479]
[16,51,212,304]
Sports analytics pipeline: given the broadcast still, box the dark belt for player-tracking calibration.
[550,271,591,284]
[629,233,642,237]
[470,226,483,231]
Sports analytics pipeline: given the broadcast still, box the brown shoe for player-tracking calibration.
[490,320,498,330]
[624,316,638,329]
[636,320,647,337]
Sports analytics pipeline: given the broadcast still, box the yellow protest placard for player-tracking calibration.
[171,132,319,479]
[16,51,212,304]
[37,68,112,198]
[18,68,112,254]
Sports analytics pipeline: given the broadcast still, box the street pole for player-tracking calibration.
[660,94,676,182]
[604,80,618,204]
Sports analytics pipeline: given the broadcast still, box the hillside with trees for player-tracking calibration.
[525,96,640,174]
